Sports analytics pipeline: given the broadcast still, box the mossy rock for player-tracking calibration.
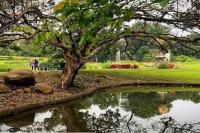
[4,70,35,86]
[35,72,46,82]
[34,83,53,94]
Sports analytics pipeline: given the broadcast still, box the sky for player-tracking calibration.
[55,0,61,3]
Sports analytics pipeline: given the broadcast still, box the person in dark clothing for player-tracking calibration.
[30,59,39,71]
[34,59,39,71]
[30,59,35,70]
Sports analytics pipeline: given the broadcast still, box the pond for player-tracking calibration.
[1,86,200,133]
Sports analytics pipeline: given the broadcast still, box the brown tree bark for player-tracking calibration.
[60,105,89,132]
[60,50,84,89]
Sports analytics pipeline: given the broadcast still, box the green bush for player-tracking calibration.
[143,54,154,62]
[101,63,110,69]
[6,56,13,60]
[86,63,102,70]
[39,59,65,70]
[174,55,198,62]
[0,68,12,72]
[39,49,65,70]
[81,63,110,70]
[0,57,8,60]
[81,65,86,69]
[158,63,169,69]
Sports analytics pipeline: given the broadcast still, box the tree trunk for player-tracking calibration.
[60,50,84,89]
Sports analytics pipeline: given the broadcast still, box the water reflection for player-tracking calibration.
[1,88,200,132]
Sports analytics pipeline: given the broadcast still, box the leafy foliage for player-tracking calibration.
[153,0,169,6]
[158,63,169,69]
[173,55,198,62]
[39,49,65,70]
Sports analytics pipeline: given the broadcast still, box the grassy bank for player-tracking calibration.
[1,70,200,118]
[84,61,200,70]
[80,69,200,83]
[0,56,48,72]
[79,61,200,83]
[1,56,200,83]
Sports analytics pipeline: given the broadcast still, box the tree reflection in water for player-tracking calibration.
[152,117,200,133]
[1,110,200,133]
[83,109,121,132]
[1,90,200,132]
[82,110,200,133]
[0,124,2,132]
[82,110,147,133]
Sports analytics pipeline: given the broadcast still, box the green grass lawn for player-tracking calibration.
[0,56,48,72]
[84,61,200,70]
[80,68,200,83]
[79,61,200,83]
[80,61,200,84]
[1,56,200,83]
[107,86,200,93]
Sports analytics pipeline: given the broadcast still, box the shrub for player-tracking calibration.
[0,68,12,72]
[0,56,8,60]
[168,63,175,69]
[81,65,86,69]
[73,63,110,70]
[86,63,103,69]
[120,64,131,69]
[131,64,139,69]
[143,53,154,62]
[6,56,13,60]
[158,63,175,69]
[110,64,131,69]
[101,63,110,69]
[174,55,198,62]
[110,64,120,69]
[158,63,169,69]
[39,59,65,71]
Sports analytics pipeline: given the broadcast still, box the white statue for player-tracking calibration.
[156,49,171,62]
[116,49,121,61]
[165,49,171,62]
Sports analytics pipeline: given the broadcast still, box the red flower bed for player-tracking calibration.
[110,64,119,69]
[110,64,130,69]
[168,63,175,69]
[110,64,139,69]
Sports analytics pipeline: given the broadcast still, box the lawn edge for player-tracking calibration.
[1,79,200,118]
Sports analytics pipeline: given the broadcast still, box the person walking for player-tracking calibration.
[30,59,35,70]
[30,59,39,71]
[34,59,39,71]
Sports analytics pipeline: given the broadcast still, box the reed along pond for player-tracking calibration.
[1,86,200,133]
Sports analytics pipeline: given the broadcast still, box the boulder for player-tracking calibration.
[34,83,53,94]
[0,84,9,93]
[4,70,35,86]
[35,72,46,82]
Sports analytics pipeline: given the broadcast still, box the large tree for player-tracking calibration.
[0,0,55,45]
[0,0,200,89]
